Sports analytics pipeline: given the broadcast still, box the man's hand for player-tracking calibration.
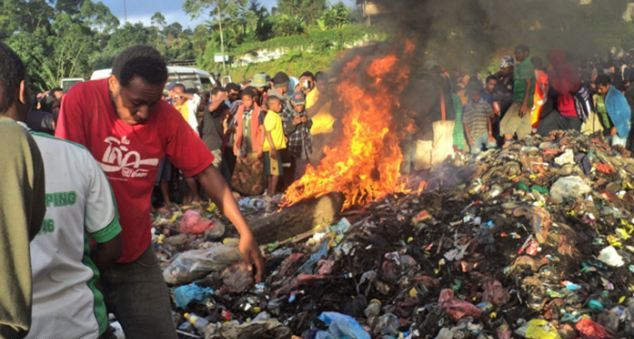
[196,166,265,282]
[610,127,617,136]
[292,116,302,126]
[519,102,529,117]
[239,233,264,282]
[271,149,278,159]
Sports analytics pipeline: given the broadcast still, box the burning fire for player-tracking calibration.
[285,44,414,209]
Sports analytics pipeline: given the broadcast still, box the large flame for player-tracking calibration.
[285,44,413,209]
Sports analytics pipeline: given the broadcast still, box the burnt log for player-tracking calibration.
[250,192,344,244]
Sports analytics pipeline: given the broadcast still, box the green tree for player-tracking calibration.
[275,0,326,25]
[318,2,351,29]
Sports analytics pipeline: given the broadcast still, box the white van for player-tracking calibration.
[90,66,216,91]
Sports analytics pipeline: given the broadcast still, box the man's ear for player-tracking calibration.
[108,75,120,94]
[18,80,27,105]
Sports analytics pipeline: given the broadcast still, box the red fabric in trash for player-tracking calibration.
[575,318,612,339]
[438,289,482,320]
[179,210,214,234]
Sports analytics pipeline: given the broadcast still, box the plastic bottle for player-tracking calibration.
[183,312,209,333]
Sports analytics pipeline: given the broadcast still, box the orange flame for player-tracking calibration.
[284,46,414,209]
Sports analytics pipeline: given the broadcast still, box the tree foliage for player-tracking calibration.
[1,0,358,90]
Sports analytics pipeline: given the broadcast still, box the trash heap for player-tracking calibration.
[153,132,634,339]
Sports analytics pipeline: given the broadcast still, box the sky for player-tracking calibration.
[101,0,356,28]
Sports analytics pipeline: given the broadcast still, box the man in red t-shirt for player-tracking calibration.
[55,45,263,339]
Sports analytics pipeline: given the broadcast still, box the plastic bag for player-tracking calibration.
[438,289,482,320]
[575,317,612,339]
[163,243,242,285]
[221,262,255,293]
[173,283,214,309]
[179,210,214,234]
[550,176,591,203]
[315,312,371,339]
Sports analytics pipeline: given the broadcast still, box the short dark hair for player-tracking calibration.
[267,95,282,106]
[515,45,530,54]
[112,45,168,87]
[172,83,186,92]
[241,86,258,98]
[50,87,63,93]
[300,71,315,80]
[225,82,241,92]
[211,86,226,96]
[595,74,612,86]
[485,75,497,83]
[0,42,26,114]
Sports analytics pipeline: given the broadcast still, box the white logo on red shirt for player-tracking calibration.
[99,136,159,179]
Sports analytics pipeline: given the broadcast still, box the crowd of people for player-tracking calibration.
[156,69,321,207]
[440,45,633,157]
[2,38,634,339]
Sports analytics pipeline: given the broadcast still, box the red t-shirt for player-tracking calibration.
[56,79,214,263]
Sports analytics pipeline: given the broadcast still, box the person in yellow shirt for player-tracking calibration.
[262,95,287,196]
[306,72,335,136]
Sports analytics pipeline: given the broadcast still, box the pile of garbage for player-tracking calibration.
[153,132,634,338]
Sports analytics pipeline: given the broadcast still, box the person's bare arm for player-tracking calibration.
[197,166,263,282]
[91,236,122,272]
[520,79,532,116]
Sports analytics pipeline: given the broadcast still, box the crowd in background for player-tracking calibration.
[434,45,634,157]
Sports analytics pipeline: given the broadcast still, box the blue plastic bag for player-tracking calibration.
[314,312,371,339]
[173,283,214,309]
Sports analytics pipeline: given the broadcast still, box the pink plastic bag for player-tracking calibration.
[438,289,483,320]
[179,210,214,234]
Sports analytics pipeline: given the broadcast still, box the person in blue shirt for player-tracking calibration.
[596,74,632,147]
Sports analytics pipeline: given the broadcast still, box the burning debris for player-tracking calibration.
[156,131,634,338]
[285,41,415,209]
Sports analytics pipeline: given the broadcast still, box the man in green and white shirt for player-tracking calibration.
[25,130,122,339]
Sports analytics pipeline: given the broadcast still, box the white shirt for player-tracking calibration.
[26,131,121,339]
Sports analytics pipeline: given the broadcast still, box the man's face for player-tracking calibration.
[52,90,64,101]
[500,66,513,76]
[275,84,288,95]
[228,89,240,103]
[515,49,527,62]
[108,76,164,125]
[469,92,481,102]
[597,84,609,95]
[294,103,305,113]
[486,79,497,93]
[172,87,186,106]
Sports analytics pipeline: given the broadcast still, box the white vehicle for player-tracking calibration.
[60,78,84,92]
[90,66,216,91]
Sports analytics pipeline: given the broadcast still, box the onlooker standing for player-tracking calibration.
[232,87,266,196]
[270,72,296,189]
[596,74,632,147]
[262,96,287,197]
[492,56,515,116]
[55,45,263,339]
[172,84,202,204]
[287,92,313,179]
[202,87,230,169]
[251,72,269,109]
[462,82,496,154]
[500,45,535,143]
[0,42,46,339]
[299,71,316,96]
